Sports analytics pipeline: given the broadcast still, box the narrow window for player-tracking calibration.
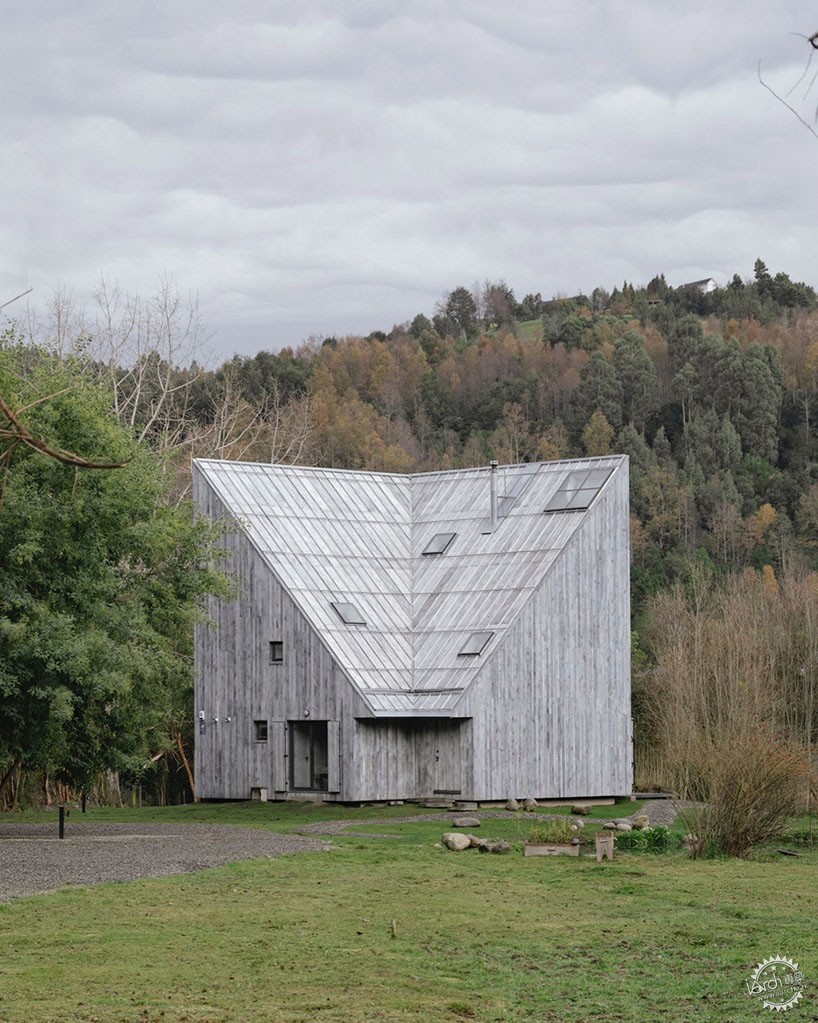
[331,601,366,625]
[254,720,269,742]
[269,640,284,663]
[458,631,494,656]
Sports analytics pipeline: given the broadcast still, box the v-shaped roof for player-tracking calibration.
[194,456,625,716]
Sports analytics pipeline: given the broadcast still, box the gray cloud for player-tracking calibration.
[1,1,816,357]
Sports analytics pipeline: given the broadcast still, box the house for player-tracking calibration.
[682,277,717,294]
[193,456,632,803]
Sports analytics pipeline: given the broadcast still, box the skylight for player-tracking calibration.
[422,532,456,555]
[331,601,367,625]
[497,462,539,518]
[458,631,494,656]
[544,467,612,513]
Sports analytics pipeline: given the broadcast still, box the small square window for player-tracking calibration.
[254,720,268,742]
[331,601,366,625]
[458,631,494,656]
[422,532,456,555]
[269,640,284,663]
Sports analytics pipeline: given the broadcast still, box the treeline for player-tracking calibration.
[171,260,818,606]
[5,261,818,803]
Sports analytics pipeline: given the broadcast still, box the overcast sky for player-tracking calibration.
[1,2,816,361]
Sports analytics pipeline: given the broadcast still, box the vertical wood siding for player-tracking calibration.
[194,459,631,802]
[460,464,632,799]
[194,474,372,801]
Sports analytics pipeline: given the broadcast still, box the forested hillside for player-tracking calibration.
[3,260,818,804]
[185,260,818,605]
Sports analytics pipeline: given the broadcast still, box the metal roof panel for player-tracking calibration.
[194,456,625,716]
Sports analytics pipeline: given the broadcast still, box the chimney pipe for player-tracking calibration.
[489,460,498,530]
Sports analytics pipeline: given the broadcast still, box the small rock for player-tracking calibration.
[442,832,471,851]
[522,797,538,812]
[571,803,592,815]
[603,821,618,830]
[452,816,480,828]
[505,797,520,811]
[631,815,650,830]
[682,834,700,854]
[573,818,585,829]
[479,840,510,854]
[615,821,633,832]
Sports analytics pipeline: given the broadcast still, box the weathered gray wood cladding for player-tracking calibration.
[193,457,631,802]
[460,464,632,799]
[194,479,371,801]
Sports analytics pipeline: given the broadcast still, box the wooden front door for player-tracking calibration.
[417,721,463,797]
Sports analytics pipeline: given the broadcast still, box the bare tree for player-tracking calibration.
[89,272,211,448]
[23,286,89,359]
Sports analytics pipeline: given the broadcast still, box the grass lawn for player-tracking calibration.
[0,801,815,1022]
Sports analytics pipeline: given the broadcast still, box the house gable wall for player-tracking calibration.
[458,464,632,799]
[195,477,372,801]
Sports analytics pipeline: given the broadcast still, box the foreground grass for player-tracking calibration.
[0,803,816,1022]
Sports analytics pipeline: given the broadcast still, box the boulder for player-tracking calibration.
[452,816,480,828]
[631,815,650,830]
[442,832,471,851]
[478,840,510,854]
[615,821,633,832]
[603,821,618,830]
[522,797,538,812]
[571,803,592,815]
[467,835,488,849]
[505,797,520,811]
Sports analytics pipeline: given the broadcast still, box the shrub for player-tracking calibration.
[614,826,671,853]
[677,734,813,858]
[528,818,576,844]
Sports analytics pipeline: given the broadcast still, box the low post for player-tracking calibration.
[595,831,614,862]
[58,805,65,840]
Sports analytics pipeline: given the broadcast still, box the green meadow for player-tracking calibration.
[0,802,815,1023]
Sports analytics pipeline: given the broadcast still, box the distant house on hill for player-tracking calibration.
[682,277,717,293]
[193,456,632,803]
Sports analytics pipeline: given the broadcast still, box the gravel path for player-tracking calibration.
[0,823,332,903]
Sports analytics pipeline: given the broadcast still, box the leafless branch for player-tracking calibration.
[0,288,33,312]
[0,392,129,470]
[759,59,818,141]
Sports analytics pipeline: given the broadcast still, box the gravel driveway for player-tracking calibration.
[0,822,332,903]
[0,800,684,903]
